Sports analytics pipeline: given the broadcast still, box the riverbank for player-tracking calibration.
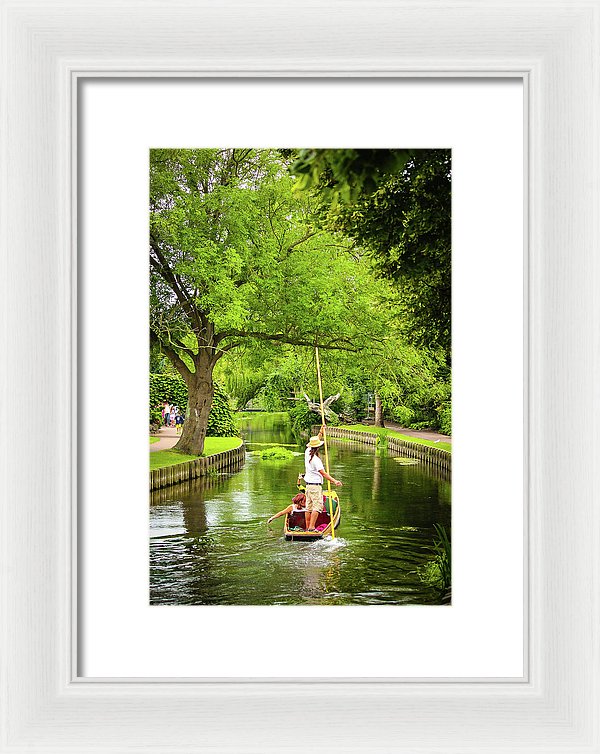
[149,439,245,490]
[320,425,451,474]
[337,423,451,452]
[150,430,243,470]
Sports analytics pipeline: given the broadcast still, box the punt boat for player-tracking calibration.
[283,490,341,541]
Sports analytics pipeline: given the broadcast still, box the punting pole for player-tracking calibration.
[315,346,335,540]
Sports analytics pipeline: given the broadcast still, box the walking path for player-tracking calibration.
[150,426,180,452]
[361,420,451,444]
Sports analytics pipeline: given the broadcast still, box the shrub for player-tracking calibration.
[149,405,163,432]
[420,524,451,592]
[206,384,238,437]
[437,401,451,435]
[149,373,237,436]
[149,373,188,417]
[390,404,414,427]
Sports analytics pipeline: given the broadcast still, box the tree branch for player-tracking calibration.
[216,330,358,352]
[286,230,318,253]
[149,235,204,334]
[150,329,192,381]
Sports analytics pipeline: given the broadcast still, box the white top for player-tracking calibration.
[304,448,325,484]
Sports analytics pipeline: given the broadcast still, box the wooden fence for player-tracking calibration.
[149,442,246,491]
[315,426,451,474]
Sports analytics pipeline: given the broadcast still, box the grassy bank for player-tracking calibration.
[149,437,243,471]
[149,436,160,445]
[337,424,452,453]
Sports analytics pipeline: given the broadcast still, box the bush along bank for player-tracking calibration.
[149,373,238,436]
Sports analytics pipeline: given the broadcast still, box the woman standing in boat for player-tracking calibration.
[304,426,342,532]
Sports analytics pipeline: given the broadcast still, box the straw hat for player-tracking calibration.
[306,435,325,448]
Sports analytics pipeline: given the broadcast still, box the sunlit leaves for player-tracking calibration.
[150,148,396,365]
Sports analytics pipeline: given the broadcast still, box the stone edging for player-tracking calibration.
[149,442,246,490]
[316,426,451,473]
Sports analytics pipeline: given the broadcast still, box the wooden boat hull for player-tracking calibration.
[284,493,341,541]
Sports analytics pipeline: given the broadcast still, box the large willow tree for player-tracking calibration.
[150,148,387,454]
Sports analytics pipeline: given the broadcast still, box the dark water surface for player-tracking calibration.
[150,413,451,605]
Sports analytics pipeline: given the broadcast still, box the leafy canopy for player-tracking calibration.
[290,149,451,359]
[150,148,392,374]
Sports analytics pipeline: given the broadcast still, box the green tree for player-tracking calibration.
[292,149,451,359]
[150,148,388,454]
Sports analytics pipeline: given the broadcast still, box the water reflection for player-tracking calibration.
[150,413,451,605]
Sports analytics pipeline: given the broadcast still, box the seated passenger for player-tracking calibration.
[267,493,306,524]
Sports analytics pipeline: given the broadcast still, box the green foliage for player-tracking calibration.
[150,341,178,374]
[258,361,304,410]
[149,406,163,429]
[290,148,414,205]
[150,148,452,450]
[216,350,266,410]
[390,405,414,426]
[289,401,317,433]
[150,148,386,358]
[206,384,238,437]
[419,524,451,594]
[150,148,407,452]
[438,401,452,436]
[329,150,451,357]
[332,372,369,422]
[250,446,295,461]
[149,373,188,416]
[149,373,237,436]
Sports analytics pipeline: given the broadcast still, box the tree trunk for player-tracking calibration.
[175,354,215,456]
[374,392,385,428]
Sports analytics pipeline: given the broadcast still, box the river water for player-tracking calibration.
[150,412,451,605]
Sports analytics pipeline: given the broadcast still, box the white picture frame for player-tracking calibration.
[1,1,598,752]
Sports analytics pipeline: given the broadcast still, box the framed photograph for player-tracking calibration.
[79,77,522,680]
[2,1,599,752]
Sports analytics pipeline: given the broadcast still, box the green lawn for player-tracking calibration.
[337,424,452,453]
[149,437,243,470]
[149,436,160,445]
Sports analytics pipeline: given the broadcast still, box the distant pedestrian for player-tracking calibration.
[163,401,171,427]
[175,412,184,435]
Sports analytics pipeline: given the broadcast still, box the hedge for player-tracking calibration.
[149,373,237,436]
